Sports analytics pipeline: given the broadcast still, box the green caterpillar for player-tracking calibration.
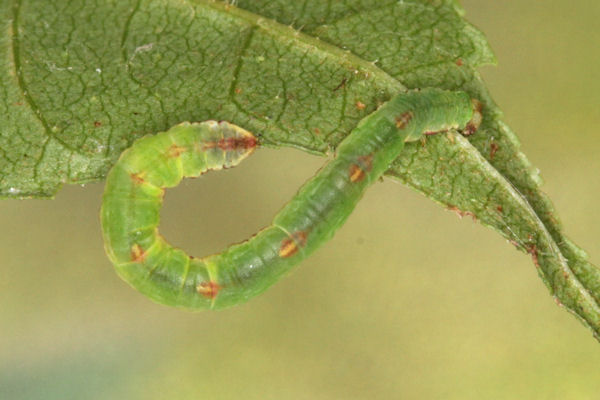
[101,88,481,309]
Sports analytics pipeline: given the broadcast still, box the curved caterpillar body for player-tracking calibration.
[101,88,481,309]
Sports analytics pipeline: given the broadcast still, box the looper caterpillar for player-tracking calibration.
[101,88,481,309]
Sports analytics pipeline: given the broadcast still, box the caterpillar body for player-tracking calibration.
[101,88,481,309]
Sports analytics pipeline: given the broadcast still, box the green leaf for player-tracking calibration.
[2,0,599,339]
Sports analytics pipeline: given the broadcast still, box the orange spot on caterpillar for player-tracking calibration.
[130,244,146,262]
[197,281,221,299]
[395,111,414,129]
[349,164,365,183]
[489,142,499,160]
[167,144,186,158]
[279,231,308,258]
[355,101,366,110]
[464,99,483,136]
[349,154,373,183]
[130,172,145,185]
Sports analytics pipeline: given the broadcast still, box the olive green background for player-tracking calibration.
[1,1,599,398]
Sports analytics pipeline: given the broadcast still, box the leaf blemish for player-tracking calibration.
[447,205,477,221]
[527,244,540,269]
[333,77,347,92]
[490,142,499,160]
[395,111,413,129]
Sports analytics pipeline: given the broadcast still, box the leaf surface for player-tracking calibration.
[1,0,599,338]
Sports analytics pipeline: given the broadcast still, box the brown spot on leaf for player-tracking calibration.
[456,58,464,66]
[234,87,242,94]
[314,128,321,135]
[395,111,414,129]
[130,244,145,262]
[94,121,102,127]
[554,296,563,307]
[489,142,499,160]
[509,240,521,249]
[279,231,308,258]
[496,205,503,213]
[527,244,540,269]
[197,281,221,299]
[355,101,366,110]
[447,205,477,221]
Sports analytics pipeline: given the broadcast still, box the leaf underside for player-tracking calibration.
[1,0,599,339]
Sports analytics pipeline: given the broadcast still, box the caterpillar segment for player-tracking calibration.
[101,89,480,309]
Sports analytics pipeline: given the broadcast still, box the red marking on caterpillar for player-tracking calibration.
[167,144,186,158]
[197,281,221,299]
[130,244,146,262]
[463,99,483,136]
[130,173,145,185]
[202,136,257,151]
[395,111,413,129]
[348,154,374,183]
[279,231,308,258]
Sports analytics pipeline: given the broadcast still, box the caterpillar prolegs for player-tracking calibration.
[101,88,482,309]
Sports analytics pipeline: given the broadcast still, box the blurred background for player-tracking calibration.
[1,0,599,398]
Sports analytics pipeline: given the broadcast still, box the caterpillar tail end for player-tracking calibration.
[463,99,483,136]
